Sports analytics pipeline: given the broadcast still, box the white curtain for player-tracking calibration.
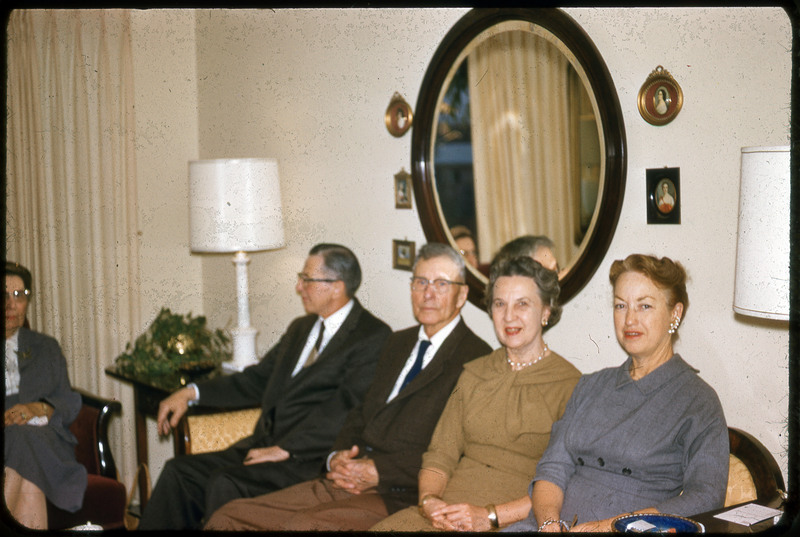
[6,10,141,487]
[469,30,579,264]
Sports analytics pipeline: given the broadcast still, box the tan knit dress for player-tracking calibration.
[370,347,581,531]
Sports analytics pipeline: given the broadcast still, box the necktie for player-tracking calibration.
[304,321,325,368]
[399,339,432,392]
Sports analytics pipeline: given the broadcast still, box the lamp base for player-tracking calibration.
[224,326,259,372]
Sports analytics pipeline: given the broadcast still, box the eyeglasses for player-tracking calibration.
[410,277,465,294]
[5,289,30,302]
[297,273,340,285]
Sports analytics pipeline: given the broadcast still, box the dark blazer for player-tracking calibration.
[196,299,391,462]
[332,318,491,512]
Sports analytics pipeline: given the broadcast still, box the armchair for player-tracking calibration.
[176,407,261,455]
[46,388,127,530]
[725,427,785,507]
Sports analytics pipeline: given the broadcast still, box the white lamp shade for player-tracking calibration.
[189,158,285,253]
[733,146,790,320]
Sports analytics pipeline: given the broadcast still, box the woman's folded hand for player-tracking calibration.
[430,502,490,532]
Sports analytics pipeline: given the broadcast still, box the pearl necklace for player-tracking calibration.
[507,343,549,370]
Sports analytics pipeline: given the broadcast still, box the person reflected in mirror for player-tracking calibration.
[4,262,87,530]
[492,235,559,275]
[504,254,728,533]
[137,244,391,530]
[203,243,492,531]
[370,256,581,531]
[450,226,479,269]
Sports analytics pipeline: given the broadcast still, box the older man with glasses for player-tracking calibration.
[205,242,492,531]
[138,243,391,530]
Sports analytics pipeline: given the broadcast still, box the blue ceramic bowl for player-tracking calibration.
[612,513,704,533]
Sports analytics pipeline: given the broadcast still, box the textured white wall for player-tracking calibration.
[130,9,204,488]
[131,7,791,485]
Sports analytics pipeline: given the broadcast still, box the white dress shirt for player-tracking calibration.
[290,299,355,377]
[5,331,20,396]
[385,314,462,403]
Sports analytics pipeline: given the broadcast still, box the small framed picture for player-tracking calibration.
[385,92,413,137]
[392,239,415,271]
[638,66,683,126]
[394,168,412,209]
[647,167,680,224]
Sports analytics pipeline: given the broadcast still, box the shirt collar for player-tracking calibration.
[417,314,461,348]
[616,353,695,394]
[7,330,20,350]
[318,298,354,336]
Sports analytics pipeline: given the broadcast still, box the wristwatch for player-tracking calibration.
[486,504,499,528]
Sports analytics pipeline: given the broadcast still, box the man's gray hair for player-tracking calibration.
[412,242,467,282]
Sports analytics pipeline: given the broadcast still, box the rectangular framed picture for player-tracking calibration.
[392,239,415,271]
[647,167,680,224]
[394,169,412,209]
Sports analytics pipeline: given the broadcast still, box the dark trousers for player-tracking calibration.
[137,444,324,530]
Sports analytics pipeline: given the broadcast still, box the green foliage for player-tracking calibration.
[114,308,231,376]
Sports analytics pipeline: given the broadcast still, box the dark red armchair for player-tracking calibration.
[46,388,127,530]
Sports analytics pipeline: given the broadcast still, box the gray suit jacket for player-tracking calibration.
[196,299,391,462]
[13,328,81,442]
[332,318,492,512]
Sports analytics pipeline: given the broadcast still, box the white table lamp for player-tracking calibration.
[189,158,285,371]
[733,146,789,321]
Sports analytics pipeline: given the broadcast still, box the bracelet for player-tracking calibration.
[485,504,499,529]
[538,518,571,531]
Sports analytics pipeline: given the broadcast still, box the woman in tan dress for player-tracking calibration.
[371,256,581,531]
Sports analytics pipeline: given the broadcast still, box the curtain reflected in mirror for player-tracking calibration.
[434,29,601,273]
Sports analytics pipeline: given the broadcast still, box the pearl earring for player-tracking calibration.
[668,318,680,334]
[542,318,549,327]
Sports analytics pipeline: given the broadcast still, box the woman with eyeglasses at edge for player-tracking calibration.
[371,255,581,531]
[4,262,87,530]
[504,254,728,533]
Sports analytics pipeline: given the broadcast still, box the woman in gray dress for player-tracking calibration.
[506,254,728,533]
[4,262,86,529]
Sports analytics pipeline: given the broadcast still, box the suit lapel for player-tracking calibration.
[291,300,363,379]
[391,320,467,402]
[371,328,418,403]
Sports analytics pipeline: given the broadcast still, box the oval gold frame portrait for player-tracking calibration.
[638,65,683,126]
[385,92,413,137]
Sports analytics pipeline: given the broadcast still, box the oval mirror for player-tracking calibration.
[412,8,626,307]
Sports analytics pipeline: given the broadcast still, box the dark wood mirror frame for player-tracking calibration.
[411,8,627,307]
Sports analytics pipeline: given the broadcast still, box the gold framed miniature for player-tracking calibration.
[638,66,683,126]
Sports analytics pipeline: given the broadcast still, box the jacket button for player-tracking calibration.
[622,467,632,475]
[597,457,605,466]
[577,457,584,466]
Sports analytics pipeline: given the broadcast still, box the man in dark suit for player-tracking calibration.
[137,243,391,530]
[204,242,492,531]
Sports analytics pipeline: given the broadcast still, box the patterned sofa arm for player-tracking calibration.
[176,407,262,455]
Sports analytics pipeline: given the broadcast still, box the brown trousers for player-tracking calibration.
[204,477,390,531]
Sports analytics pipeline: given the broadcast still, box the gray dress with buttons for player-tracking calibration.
[505,354,729,531]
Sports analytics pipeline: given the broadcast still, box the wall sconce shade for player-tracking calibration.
[189,158,284,253]
[733,146,789,321]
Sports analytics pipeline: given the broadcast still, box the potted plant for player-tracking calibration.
[114,308,232,378]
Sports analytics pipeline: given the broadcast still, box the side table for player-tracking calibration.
[104,365,221,511]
